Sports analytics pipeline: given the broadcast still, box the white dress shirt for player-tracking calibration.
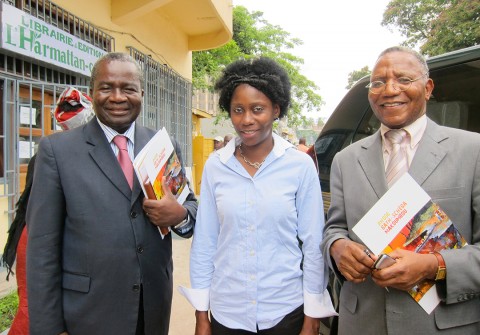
[179,133,336,332]
[381,114,428,169]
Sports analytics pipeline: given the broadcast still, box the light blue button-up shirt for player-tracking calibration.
[181,133,335,332]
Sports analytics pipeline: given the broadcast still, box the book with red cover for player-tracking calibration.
[133,128,189,236]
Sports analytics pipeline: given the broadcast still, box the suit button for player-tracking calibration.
[137,246,144,253]
[130,211,138,218]
[132,284,140,292]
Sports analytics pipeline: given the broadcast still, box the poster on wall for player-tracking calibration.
[19,140,35,159]
[20,106,36,126]
[0,2,106,76]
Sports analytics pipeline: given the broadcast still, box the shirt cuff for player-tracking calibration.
[304,288,338,318]
[158,213,188,239]
[174,213,189,229]
[177,286,210,311]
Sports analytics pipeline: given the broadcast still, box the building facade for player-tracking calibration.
[0,0,232,248]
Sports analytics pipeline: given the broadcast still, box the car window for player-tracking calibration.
[428,59,480,132]
[314,132,351,192]
[353,111,380,143]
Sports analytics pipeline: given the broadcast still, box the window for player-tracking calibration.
[128,47,193,165]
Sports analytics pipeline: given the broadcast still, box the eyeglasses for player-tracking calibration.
[366,72,428,94]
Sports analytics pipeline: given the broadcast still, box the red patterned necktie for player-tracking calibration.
[113,135,134,189]
[385,129,408,188]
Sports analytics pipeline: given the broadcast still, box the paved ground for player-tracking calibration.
[170,235,197,334]
[0,235,196,334]
[0,267,17,300]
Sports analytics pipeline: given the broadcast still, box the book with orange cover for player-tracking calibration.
[352,173,466,314]
[133,128,189,236]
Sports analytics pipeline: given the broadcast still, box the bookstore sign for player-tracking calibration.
[0,2,105,76]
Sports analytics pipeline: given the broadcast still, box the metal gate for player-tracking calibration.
[1,78,88,227]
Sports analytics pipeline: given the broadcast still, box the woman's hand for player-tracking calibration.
[299,315,320,335]
[194,310,212,335]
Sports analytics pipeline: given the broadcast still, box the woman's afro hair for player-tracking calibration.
[214,57,291,119]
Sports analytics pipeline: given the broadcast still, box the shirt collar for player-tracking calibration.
[380,114,427,150]
[218,132,294,165]
[96,118,136,145]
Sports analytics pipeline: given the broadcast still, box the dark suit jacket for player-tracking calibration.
[26,118,197,335]
[322,119,480,334]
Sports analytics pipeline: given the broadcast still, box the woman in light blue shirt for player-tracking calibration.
[180,57,336,334]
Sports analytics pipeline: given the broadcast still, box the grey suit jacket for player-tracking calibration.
[321,118,480,334]
[26,118,197,335]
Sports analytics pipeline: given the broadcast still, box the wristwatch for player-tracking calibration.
[174,213,189,229]
[432,252,446,281]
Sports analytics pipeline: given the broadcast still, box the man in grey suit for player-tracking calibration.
[26,53,197,335]
[321,46,480,334]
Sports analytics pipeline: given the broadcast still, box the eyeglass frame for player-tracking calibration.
[366,72,429,94]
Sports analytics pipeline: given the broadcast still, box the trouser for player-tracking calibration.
[136,286,144,335]
[211,304,304,335]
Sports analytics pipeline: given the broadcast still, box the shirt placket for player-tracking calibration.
[245,179,258,328]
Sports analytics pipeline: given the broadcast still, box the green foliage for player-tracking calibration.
[192,6,323,127]
[346,66,371,89]
[296,129,320,146]
[382,0,444,48]
[316,118,325,128]
[382,0,480,56]
[192,40,241,90]
[0,291,18,332]
[422,0,480,55]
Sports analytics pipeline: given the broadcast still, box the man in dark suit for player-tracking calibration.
[321,46,480,334]
[26,52,197,335]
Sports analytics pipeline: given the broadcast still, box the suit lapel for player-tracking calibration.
[358,131,388,199]
[409,119,447,186]
[85,119,133,200]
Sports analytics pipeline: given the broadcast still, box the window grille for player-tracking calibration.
[128,47,193,166]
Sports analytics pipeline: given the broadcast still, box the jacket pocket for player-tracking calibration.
[435,298,480,329]
[62,272,91,293]
[427,186,464,201]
